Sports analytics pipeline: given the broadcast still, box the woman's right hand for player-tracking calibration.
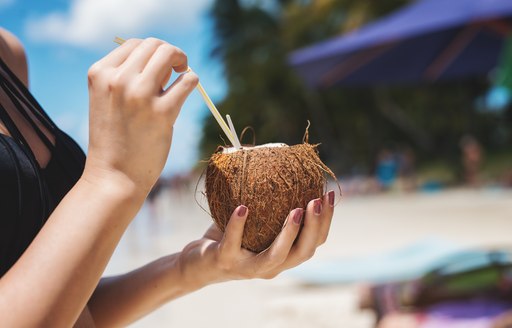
[84,38,198,195]
[177,191,335,289]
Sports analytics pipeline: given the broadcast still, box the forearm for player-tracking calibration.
[88,252,206,327]
[88,237,226,327]
[0,174,146,327]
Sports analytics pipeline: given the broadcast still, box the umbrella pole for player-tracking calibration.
[424,25,479,81]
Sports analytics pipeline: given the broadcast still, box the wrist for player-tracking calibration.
[81,162,149,204]
[176,241,225,291]
[151,252,212,303]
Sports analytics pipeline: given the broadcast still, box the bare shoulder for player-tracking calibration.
[0,28,29,86]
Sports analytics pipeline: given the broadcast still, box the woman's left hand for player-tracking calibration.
[178,190,335,288]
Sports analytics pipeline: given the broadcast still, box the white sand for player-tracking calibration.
[104,187,512,328]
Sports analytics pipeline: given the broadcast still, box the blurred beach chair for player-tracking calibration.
[289,238,480,285]
[359,248,512,328]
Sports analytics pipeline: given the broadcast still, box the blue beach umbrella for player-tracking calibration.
[289,0,512,87]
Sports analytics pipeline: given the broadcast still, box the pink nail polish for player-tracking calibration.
[293,208,303,225]
[237,205,247,217]
[328,190,335,207]
[314,199,322,215]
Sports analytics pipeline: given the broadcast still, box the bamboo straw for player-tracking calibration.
[113,37,236,146]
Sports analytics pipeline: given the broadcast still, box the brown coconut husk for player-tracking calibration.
[205,140,336,253]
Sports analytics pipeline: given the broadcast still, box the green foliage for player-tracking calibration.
[201,0,512,180]
[481,151,512,182]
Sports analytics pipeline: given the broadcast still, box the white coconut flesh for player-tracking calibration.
[221,143,288,154]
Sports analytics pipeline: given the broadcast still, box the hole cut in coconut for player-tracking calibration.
[205,141,336,253]
[221,142,288,154]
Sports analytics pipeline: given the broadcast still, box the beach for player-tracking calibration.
[104,186,512,328]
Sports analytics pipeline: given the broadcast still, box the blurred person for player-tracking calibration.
[459,135,484,187]
[0,28,335,327]
[501,169,512,188]
[397,146,417,192]
[375,147,399,191]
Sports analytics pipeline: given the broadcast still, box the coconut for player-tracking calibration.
[205,142,335,252]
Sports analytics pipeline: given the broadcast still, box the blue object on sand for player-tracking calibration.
[288,237,485,285]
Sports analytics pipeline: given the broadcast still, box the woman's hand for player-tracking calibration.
[178,190,336,288]
[84,38,198,195]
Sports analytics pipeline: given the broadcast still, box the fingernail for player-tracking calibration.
[237,205,247,217]
[328,190,335,207]
[293,208,303,225]
[314,199,322,215]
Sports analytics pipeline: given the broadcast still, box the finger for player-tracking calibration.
[260,208,303,270]
[95,38,142,68]
[120,37,164,73]
[317,190,335,245]
[219,205,248,257]
[142,43,188,89]
[157,70,199,119]
[280,198,323,269]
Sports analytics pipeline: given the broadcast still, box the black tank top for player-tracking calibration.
[0,56,86,276]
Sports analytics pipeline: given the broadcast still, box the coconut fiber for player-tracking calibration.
[205,143,335,252]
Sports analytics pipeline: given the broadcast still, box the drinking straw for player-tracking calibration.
[226,115,242,149]
[113,37,236,146]
[194,80,236,146]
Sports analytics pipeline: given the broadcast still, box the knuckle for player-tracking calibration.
[185,72,199,86]
[261,272,278,280]
[144,37,163,47]
[216,252,234,272]
[267,252,286,267]
[160,44,188,70]
[159,43,179,56]
[125,38,143,45]
[87,63,102,84]
[107,71,128,92]
[299,249,315,262]
[319,234,329,245]
[162,43,186,61]
[179,72,199,90]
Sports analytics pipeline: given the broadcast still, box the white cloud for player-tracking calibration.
[25,0,211,49]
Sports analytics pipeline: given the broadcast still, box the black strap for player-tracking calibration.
[0,58,56,131]
[0,78,55,152]
[0,58,50,222]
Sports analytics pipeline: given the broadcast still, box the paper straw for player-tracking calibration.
[195,81,235,146]
[113,37,235,145]
[226,115,242,149]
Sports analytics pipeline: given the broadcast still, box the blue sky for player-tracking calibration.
[0,0,225,176]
